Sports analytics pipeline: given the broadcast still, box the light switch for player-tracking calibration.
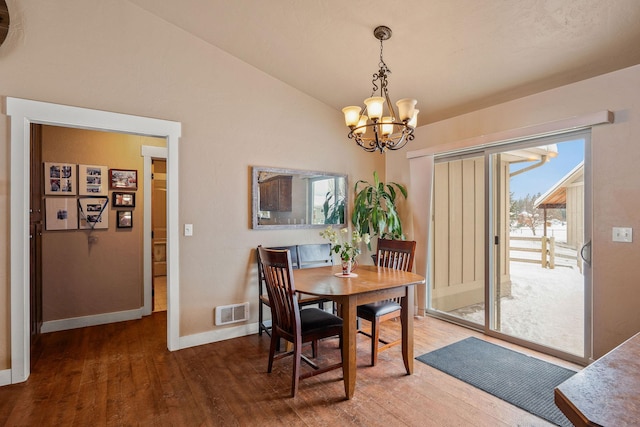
[184,224,193,236]
[612,227,632,243]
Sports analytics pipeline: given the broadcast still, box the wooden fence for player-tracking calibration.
[510,236,581,271]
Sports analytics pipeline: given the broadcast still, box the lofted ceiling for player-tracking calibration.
[128,0,640,125]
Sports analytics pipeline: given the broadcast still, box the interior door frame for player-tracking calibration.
[142,147,167,315]
[7,97,181,384]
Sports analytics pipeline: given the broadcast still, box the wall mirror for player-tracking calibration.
[252,166,347,229]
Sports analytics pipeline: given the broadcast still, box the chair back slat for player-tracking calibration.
[376,239,416,304]
[258,246,300,337]
[376,238,416,272]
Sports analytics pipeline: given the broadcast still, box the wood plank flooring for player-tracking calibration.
[0,313,580,426]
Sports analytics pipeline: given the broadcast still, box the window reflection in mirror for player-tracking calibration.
[252,167,347,229]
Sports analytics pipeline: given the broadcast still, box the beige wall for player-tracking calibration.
[0,0,383,371]
[41,126,165,321]
[388,64,640,358]
[3,0,636,374]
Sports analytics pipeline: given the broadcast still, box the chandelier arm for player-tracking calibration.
[387,129,415,151]
[383,87,397,121]
[349,132,379,153]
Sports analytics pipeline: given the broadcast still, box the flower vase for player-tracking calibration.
[341,259,352,275]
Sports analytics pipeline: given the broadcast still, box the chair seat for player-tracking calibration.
[300,308,342,335]
[357,300,401,318]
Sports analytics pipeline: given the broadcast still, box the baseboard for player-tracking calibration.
[179,322,259,350]
[41,308,145,333]
[0,369,11,386]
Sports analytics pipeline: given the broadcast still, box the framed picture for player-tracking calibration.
[78,164,108,196]
[109,169,137,190]
[112,191,135,207]
[45,197,78,230]
[44,162,76,195]
[78,197,109,229]
[117,210,133,228]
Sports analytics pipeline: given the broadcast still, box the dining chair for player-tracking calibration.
[258,245,298,336]
[258,244,332,337]
[296,243,333,311]
[357,238,417,366]
[257,246,344,397]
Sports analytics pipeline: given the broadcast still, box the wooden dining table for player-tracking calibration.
[293,264,426,399]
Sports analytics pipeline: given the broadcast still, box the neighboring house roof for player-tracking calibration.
[534,162,584,209]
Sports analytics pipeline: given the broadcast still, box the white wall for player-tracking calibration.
[388,64,640,358]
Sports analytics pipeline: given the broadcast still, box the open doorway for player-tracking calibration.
[8,97,181,384]
[32,125,167,336]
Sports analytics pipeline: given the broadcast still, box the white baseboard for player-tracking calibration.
[0,369,11,386]
[41,308,144,333]
[179,322,259,350]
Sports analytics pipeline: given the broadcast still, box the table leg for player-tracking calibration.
[401,285,414,375]
[341,296,357,399]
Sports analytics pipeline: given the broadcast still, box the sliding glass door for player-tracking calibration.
[428,131,590,360]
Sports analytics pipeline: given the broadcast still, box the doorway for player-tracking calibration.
[8,97,181,384]
[428,131,590,361]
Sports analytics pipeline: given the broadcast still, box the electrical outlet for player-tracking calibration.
[612,227,632,243]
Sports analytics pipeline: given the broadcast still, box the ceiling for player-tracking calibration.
[128,0,640,125]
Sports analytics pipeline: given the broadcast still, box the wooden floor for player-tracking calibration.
[0,312,580,426]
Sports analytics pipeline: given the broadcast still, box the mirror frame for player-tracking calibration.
[251,166,348,230]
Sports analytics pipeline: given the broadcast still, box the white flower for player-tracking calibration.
[320,226,368,261]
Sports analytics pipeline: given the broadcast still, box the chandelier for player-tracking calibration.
[342,26,418,154]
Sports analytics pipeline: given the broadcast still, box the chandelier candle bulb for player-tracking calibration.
[342,106,362,127]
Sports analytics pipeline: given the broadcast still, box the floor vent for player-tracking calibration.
[215,302,249,326]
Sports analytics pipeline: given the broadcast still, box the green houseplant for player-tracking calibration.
[352,171,408,249]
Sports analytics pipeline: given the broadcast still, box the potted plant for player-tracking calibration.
[351,171,408,250]
[320,226,370,275]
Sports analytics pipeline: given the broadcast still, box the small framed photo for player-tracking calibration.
[112,192,135,207]
[78,197,109,229]
[109,169,138,190]
[117,210,133,228]
[44,162,76,195]
[45,197,78,230]
[79,164,108,196]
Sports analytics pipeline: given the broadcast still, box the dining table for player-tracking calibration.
[293,264,426,399]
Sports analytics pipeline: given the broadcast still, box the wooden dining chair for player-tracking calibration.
[258,245,298,336]
[357,238,417,366]
[258,244,332,337]
[257,246,344,397]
